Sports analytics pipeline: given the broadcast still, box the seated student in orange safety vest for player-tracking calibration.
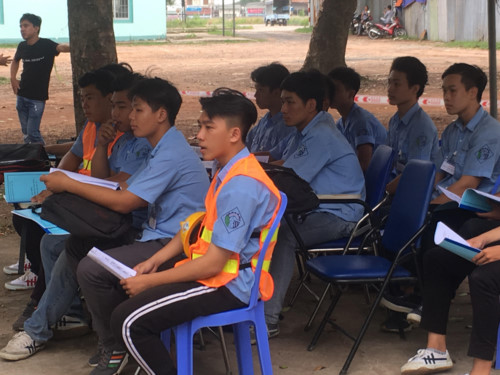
[77,87,281,375]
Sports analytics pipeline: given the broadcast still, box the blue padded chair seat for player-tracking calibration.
[312,237,363,250]
[306,255,412,280]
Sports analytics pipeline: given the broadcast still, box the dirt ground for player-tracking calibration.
[1,24,496,147]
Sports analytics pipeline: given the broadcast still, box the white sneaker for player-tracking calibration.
[3,259,31,275]
[401,348,453,374]
[0,331,45,360]
[4,270,38,290]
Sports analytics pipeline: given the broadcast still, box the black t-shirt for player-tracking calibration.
[14,38,60,101]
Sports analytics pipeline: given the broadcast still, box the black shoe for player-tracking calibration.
[406,305,422,326]
[380,292,420,313]
[381,312,412,333]
[12,299,37,331]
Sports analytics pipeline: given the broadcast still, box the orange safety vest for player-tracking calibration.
[176,154,281,301]
[78,122,123,175]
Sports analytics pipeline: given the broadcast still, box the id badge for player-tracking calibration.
[148,204,157,230]
[440,160,455,175]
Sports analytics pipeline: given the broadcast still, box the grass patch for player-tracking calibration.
[118,40,171,46]
[0,77,9,85]
[167,15,308,29]
[443,40,500,50]
[295,26,312,33]
[0,43,19,48]
[287,16,309,26]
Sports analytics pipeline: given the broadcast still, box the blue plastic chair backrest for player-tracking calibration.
[248,191,288,308]
[364,145,396,208]
[382,160,435,254]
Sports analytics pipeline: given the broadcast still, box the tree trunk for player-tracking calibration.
[303,0,355,74]
[67,0,117,134]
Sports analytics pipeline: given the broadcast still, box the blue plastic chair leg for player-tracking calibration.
[234,321,255,375]
[175,324,194,375]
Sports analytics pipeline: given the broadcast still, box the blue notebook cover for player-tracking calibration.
[11,209,69,235]
[4,171,49,203]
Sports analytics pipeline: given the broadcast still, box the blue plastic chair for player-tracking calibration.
[304,160,435,375]
[288,145,396,306]
[160,192,287,375]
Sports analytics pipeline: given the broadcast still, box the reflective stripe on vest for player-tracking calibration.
[79,122,123,175]
[176,154,281,300]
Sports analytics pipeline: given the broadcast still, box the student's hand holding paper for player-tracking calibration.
[96,121,116,147]
[471,245,500,265]
[477,201,500,220]
[41,171,72,193]
[133,258,158,275]
[31,189,53,204]
[120,274,154,297]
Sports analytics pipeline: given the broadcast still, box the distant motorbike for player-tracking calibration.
[351,11,373,36]
[367,16,407,39]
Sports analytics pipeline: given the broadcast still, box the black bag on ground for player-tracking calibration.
[40,192,133,239]
[260,162,319,214]
[0,144,50,184]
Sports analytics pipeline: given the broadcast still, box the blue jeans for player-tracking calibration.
[265,212,355,325]
[24,235,82,342]
[16,95,46,144]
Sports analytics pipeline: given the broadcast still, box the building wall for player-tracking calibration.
[0,0,166,43]
[357,0,500,42]
[402,0,500,42]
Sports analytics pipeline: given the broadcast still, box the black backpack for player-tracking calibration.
[0,144,50,184]
[260,163,319,214]
[41,192,133,239]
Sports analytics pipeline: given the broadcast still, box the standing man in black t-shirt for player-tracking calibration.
[10,13,69,144]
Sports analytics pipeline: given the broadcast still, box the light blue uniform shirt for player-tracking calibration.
[127,127,210,241]
[336,103,387,151]
[246,112,294,153]
[386,103,442,175]
[268,111,336,160]
[435,106,500,197]
[70,120,100,158]
[210,148,279,304]
[283,112,366,222]
[107,132,152,228]
[108,132,151,175]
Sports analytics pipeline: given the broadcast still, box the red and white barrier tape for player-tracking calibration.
[179,91,498,108]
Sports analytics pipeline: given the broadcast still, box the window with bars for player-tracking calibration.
[113,0,130,20]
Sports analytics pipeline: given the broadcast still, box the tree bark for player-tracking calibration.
[67,0,117,134]
[303,0,355,74]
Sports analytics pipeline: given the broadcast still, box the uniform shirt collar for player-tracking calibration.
[215,147,250,188]
[397,102,420,126]
[150,126,175,158]
[454,106,485,132]
[301,111,325,136]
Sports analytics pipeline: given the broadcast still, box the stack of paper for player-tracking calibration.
[87,247,137,279]
[434,221,481,261]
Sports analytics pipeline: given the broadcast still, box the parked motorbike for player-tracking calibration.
[351,11,373,36]
[367,16,407,39]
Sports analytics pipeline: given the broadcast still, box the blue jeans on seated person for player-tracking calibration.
[24,250,81,342]
[40,234,83,318]
[16,95,46,144]
[265,211,355,325]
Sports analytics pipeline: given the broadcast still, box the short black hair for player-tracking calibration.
[77,67,116,97]
[281,70,325,113]
[387,5,392,10]
[328,67,361,95]
[97,63,144,92]
[251,63,290,91]
[390,56,428,98]
[442,63,487,102]
[20,13,41,31]
[199,88,257,141]
[128,77,182,125]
